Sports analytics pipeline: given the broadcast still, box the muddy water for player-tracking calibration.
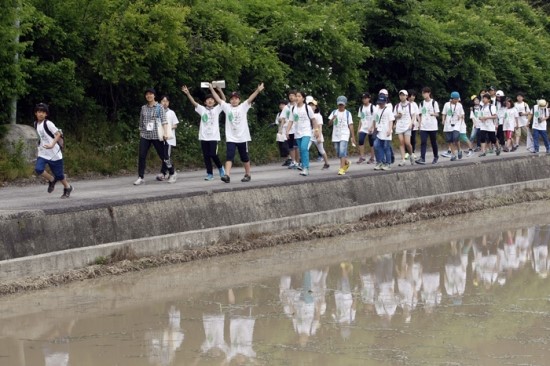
[1,202,550,366]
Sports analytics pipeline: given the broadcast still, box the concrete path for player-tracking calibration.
[0,147,542,214]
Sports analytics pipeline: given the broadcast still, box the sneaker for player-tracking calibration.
[474,147,481,152]
[532,150,539,154]
[409,155,415,165]
[282,159,292,166]
[411,154,417,160]
[404,152,410,159]
[316,156,323,162]
[204,174,214,181]
[450,155,457,161]
[241,174,251,182]
[479,152,486,157]
[300,168,309,176]
[381,164,391,171]
[467,150,473,157]
[441,151,452,158]
[47,179,57,193]
[61,185,73,199]
[156,174,167,181]
[357,156,366,164]
[221,175,230,183]
[322,164,330,170]
[487,149,494,154]
[343,160,351,172]
[432,157,439,164]
[511,145,518,152]
[297,163,303,171]
[133,177,144,185]
[458,150,463,159]
[496,148,501,156]
[367,157,375,164]
[415,158,426,165]
[398,159,406,166]
[167,173,177,183]
[502,147,509,152]
[337,168,346,175]
[288,162,297,169]
[219,167,226,177]
[374,163,383,170]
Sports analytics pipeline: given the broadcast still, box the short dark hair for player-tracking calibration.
[34,102,49,114]
[160,95,170,102]
[288,89,297,96]
[482,93,491,100]
[421,87,432,94]
[408,89,417,97]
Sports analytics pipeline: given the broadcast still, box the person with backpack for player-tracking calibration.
[156,95,179,183]
[329,96,356,175]
[209,82,265,183]
[275,99,291,166]
[281,90,299,169]
[514,92,533,152]
[478,93,501,157]
[469,95,482,152]
[408,90,420,157]
[441,91,465,161]
[134,88,170,185]
[502,97,519,152]
[285,91,318,176]
[33,103,73,198]
[357,92,376,164]
[308,97,330,170]
[531,99,550,154]
[394,90,417,166]
[416,87,440,165]
[181,85,226,181]
[371,94,395,171]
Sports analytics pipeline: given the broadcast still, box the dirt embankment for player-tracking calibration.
[2,187,549,296]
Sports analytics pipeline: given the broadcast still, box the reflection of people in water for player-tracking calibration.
[225,287,256,365]
[200,312,228,358]
[420,248,442,313]
[146,305,185,366]
[444,240,470,304]
[472,234,500,289]
[332,262,356,340]
[42,318,76,366]
[515,227,535,268]
[396,250,422,323]
[532,225,550,279]
[360,258,377,315]
[497,230,521,285]
[374,254,398,323]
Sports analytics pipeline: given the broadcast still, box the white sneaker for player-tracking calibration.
[167,173,177,183]
[441,151,452,158]
[398,159,406,166]
[466,150,473,157]
[133,177,144,185]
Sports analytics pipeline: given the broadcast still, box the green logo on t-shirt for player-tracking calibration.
[228,112,234,123]
[360,112,366,119]
[201,114,209,123]
[294,113,299,122]
[422,107,427,115]
[447,109,452,116]
[535,111,540,118]
[375,114,380,123]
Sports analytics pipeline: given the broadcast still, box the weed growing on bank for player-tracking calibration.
[0,141,34,181]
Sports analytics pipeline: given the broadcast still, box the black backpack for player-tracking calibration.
[35,119,65,152]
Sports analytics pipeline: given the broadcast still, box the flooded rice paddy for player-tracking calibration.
[1,202,550,365]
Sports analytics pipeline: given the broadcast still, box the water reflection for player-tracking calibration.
[2,223,550,365]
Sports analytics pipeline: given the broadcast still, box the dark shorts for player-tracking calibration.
[445,130,460,143]
[226,142,250,163]
[35,157,65,181]
[288,133,297,148]
[479,130,497,144]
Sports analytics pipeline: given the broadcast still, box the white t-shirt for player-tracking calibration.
[329,109,353,142]
[282,103,296,134]
[313,112,324,143]
[442,102,464,132]
[394,102,415,133]
[532,105,549,130]
[292,104,315,138]
[480,103,497,132]
[374,105,395,141]
[165,108,179,146]
[470,106,482,129]
[220,101,252,143]
[515,101,531,127]
[358,104,375,134]
[36,120,63,161]
[419,99,440,131]
[503,107,519,131]
[410,102,420,130]
[496,103,505,126]
[196,105,222,141]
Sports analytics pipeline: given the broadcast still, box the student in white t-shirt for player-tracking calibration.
[514,92,533,151]
[408,90,420,157]
[532,99,550,153]
[308,98,330,169]
[282,90,299,168]
[371,94,395,171]
[469,95,482,151]
[182,85,226,181]
[357,92,376,164]
[210,83,265,183]
[478,93,501,157]
[156,95,179,183]
[275,100,291,166]
[415,86,440,165]
[394,90,416,166]
[441,91,465,161]
[33,103,73,198]
[329,96,356,176]
[502,97,519,152]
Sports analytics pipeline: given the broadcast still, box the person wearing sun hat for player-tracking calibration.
[531,98,550,153]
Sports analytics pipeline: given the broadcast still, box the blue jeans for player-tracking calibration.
[374,137,392,164]
[35,157,65,181]
[532,129,550,152]
[296,136,311,168]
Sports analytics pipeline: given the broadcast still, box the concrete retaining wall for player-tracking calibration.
[1,155,549,264]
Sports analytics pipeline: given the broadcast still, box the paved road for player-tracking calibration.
[0,147,540,214]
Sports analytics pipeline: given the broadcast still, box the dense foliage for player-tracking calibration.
[1,0,549,177]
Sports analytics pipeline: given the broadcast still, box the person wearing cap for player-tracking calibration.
[181,84,226,181]
[478,93,501,157]
[209,82,265,183]
[514,92,533,152]
[531,99,550,154]
[502,97,519,152]
[33,103,74,198]
[357,92,376,164]
[469,95,482,152]
[285,91,319,176]
[495,90,506,148]
[329,96,356,175]
[307,97,330,169]
[371,94,395,171]
[394,89,416,166]
[416,87,440,165]
[441,91,465,161]
[275,99,291,166]
[282,90,299,169]
[134,87,170,185]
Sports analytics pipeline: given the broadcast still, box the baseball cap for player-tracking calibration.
[144,87,156,96]
[496,90,504,97]
[399,89,408,96]
[470,94,478,101]
[229,91,240,99]
[377,94,388,104]
[309,99,318,106]
[337,96,347,105]
[450,91,460,99]
[305,96,314,105]
[361,92,371,99]
[488,86,496,91]
[379,89,389,95]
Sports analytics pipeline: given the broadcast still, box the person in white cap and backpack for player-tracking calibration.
[531,99,550,154]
